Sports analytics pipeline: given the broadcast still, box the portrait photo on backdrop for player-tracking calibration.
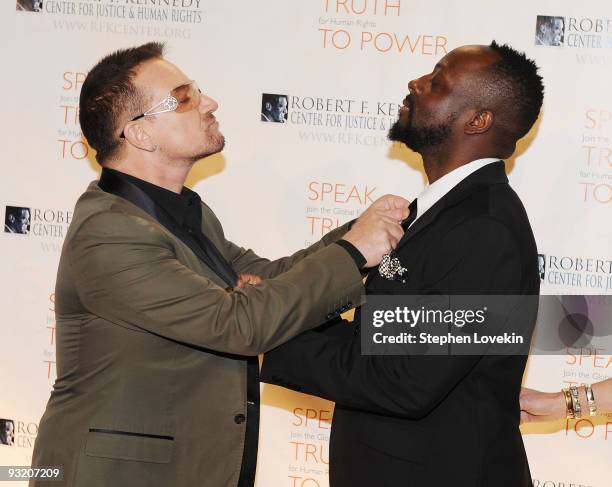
[534,15,565,47]
[0,419,15,446]
[4,206,31,234]
[16,0,43,12]
[260,93,288,123]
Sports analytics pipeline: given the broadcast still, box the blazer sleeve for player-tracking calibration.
[69,210,364,356]
[261,217,524,418]
[200,202,355,279]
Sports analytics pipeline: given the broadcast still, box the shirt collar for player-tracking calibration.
[104,168,201,226]
[413,158,500,223]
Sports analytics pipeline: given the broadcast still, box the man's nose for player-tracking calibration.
[199,94,219,113]
[408,78,420,96]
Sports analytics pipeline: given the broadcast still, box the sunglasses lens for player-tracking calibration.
[172,82,200,113]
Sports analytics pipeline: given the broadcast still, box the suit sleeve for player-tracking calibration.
[69,210,364,356]
[200,202,355,278]
[261,217,523,418]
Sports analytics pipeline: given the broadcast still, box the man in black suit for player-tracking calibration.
[261,41,544,487]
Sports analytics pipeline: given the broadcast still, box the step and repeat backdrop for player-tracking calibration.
[1,0,611,486]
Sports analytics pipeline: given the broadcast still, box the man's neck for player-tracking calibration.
[421,146,499,185]
[104,159,192,194]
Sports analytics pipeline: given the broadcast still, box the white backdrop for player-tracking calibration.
[1,1,611,486]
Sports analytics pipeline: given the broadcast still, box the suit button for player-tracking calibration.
[234,414,246,424]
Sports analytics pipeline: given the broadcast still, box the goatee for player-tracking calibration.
[388,112,458,153]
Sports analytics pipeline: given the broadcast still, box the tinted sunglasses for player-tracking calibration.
[120,80,201,138]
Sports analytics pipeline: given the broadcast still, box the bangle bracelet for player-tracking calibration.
[585,384,597,417]
[562,388,574,419]
[570,385,582,419]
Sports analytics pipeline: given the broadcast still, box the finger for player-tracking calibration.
[378,218,404,246]
[378,214,405,230]
[372,194,403,211]
[241,273,262,285]
[519,387,536,409]
[387,223,405,245]
[370,195,390,211]
[379,206,409,222]
[390,195,410,209]
[519,396,530,411]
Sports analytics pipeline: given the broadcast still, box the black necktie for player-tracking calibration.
[402,198,418,231]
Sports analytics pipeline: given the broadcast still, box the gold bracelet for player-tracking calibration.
[585,384,597,417]
[562,388,574,419]
[570,385,582,419]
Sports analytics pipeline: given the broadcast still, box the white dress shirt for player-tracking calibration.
[410,158,500,226]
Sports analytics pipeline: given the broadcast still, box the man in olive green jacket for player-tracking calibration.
[30,43,407,487]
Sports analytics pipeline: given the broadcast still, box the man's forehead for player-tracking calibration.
[437,45,499,71]
[134,58,191,94]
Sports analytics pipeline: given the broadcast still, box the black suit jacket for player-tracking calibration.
[261,161,540,487]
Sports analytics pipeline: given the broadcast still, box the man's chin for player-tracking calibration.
[388,120,415,148]
[193,136,225,162]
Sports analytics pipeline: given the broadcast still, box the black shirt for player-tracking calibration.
[106,169,203,233]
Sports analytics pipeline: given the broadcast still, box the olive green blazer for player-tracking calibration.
[31,181,363,487]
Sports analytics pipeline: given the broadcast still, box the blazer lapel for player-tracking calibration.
[395,160,508,253]
[98,169,236,287]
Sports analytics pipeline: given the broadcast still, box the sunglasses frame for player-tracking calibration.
[119,80,200,138]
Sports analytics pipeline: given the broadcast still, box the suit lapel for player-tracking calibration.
[98,169,235,287]
[394,160,508,253]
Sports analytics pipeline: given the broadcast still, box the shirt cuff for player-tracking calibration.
[335,239,367,270]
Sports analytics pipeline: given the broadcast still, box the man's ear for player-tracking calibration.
[264,102,272,112]
[123,122,157,152]
[465,110,494,135]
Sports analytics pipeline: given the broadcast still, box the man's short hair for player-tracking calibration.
[79,42,165,164]
[474,41,544,143]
